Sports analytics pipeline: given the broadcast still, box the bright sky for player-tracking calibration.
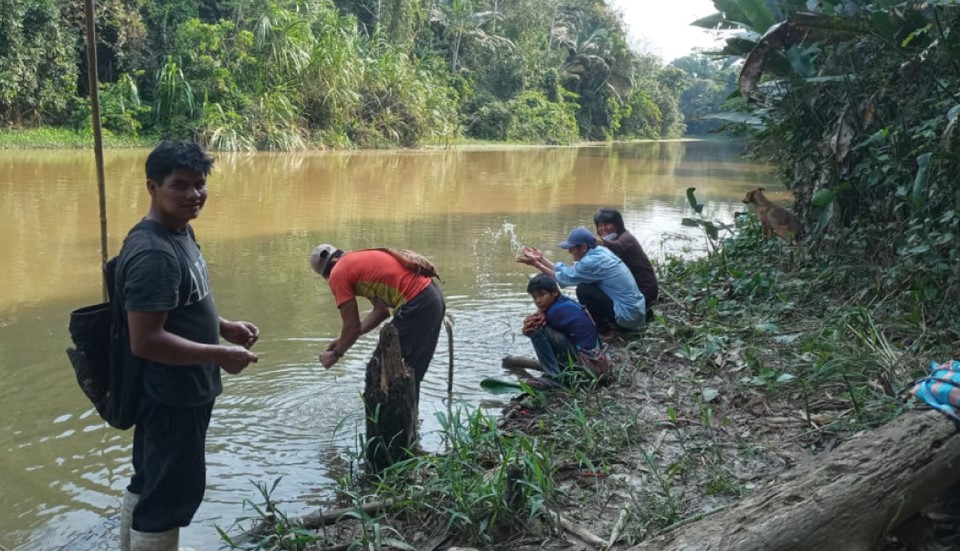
[612,0,721,62]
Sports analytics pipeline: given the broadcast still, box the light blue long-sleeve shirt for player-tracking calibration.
[553,246,646,330]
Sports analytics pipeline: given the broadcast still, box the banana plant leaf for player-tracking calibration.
[686,187,705,213]
[480,378,524,395]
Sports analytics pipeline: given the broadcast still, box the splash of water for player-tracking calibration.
[470,222,526,290]
[489,221,523,255]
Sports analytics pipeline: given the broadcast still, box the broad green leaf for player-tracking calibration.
[776,373,796,383]
[686,187,704,213]
[704,221,719,240]
[811,188,835,207]
[480,378,522,395]
[773,333,802,344]
[702,388,720,402]
[716,0,778,33]
[691,13,745,30]
[721,36,762,56]
[786,46,816,78]
[870,10,899,40]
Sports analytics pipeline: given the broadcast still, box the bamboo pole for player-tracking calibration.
[83,0,109,301]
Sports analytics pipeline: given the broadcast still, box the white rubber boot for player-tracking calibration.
[119,489,140,551]
[130,527,179,551]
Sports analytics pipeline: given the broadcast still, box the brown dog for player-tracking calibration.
[742,188,802,242]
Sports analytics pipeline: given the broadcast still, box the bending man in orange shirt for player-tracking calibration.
[309,245,446,401]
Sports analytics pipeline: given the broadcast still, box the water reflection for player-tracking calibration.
[0,140,774,550]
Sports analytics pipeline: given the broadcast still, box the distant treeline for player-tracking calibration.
[0,0,738,150]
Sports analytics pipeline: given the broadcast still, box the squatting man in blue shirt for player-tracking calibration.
[517,226,646,338]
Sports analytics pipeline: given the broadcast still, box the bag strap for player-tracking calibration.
[367,247,442,281]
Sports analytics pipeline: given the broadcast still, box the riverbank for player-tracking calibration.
[0,128,541,151]
[222,218,960,550]
[0,127,724,151]
[0,128,156,149]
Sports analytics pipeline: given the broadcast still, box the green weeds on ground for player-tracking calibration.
[223,217,958,549]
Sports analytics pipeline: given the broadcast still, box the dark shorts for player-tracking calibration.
[128,394,214,532]
[392,281,445,390]
[576,282,636,333]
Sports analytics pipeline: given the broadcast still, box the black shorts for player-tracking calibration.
[128,394,214,532]
[392,281,445,387]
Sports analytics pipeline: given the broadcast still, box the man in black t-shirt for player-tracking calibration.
[117,141,260,551]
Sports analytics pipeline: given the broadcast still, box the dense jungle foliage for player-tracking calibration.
[0,0,706,149]
[700,0,960,340]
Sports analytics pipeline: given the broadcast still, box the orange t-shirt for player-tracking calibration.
[328,250,432,309]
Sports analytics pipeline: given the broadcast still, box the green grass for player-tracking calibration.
[0,127,155,149]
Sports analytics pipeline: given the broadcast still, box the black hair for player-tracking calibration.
[593,207,626,234]
[527,273,560,294]
[145,141,214,183]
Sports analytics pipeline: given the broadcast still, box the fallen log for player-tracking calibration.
[300,497,400,528]
[502,355,543,371]
[364,324,418,473]
[629,409,960,551]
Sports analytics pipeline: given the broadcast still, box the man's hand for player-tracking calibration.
[517,246,547,266]
[522,312,546,336]
[319,350,339,369]
[219,346,258,374]
[516,246,535,265]
[525,246,545,262]
[325,338,341,352]
[221,320,260,349]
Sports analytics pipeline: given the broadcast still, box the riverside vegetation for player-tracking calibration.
[0,0,738,150]
[215,0,960,547]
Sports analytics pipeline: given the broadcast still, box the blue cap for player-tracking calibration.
[559,226,597,249]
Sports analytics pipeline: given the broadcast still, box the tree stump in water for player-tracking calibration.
[629,409,960,551]
[364,324,418,474]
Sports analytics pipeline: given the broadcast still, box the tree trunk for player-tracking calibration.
[502,355,543,371]
[630,410,960,551]
[364,323,418,474]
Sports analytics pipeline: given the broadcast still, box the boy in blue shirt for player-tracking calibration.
[522,274,608,389]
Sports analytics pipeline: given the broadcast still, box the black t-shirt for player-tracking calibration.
[116,219,222,407]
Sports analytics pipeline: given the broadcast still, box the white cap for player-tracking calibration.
[310,244,338,276]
